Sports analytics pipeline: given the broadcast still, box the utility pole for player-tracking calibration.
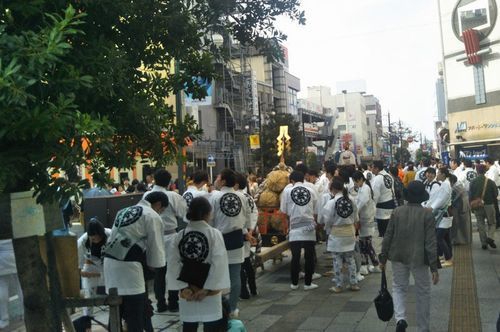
[388,112,393,165]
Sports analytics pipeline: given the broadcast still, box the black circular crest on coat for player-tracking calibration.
[291,187,311,206]
[466,171,477,182]
[383,175,393,189]
[220,193,242,217]
[244,192,255,211]
[335,197,354,218]
[419,170,427,181]
[114,206,143,227]
[183,192,194,207]
[178,231,209,262]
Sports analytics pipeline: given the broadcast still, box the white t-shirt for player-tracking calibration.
[103,200,165,296]
[486,166,500,187]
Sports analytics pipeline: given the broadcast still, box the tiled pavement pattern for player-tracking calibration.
[3,230,499,331]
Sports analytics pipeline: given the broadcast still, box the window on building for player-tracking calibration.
[367,117,370,125]
[337,107,345,113]
[338,125,346,131]
[288,88,298,115]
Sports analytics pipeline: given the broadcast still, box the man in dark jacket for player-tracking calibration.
[469,164,497,250]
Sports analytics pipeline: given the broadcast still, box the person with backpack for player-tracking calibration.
[77,218,112,317]
[320,177,360,293]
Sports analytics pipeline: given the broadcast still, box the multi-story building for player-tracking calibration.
[305,86,371,162]
[364,95,384,160]
[438,0,500,160]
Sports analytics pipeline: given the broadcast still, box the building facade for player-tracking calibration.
[438,0,500,161]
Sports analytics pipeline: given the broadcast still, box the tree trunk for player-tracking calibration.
[13,236,58,331]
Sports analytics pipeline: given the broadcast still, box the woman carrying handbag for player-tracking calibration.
[379,181,439,332]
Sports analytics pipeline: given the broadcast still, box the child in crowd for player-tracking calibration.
[320,177,360,293]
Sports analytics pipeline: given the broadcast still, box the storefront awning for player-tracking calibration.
[449,138,500,146]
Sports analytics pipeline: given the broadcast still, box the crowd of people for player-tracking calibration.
[1,154,499,332]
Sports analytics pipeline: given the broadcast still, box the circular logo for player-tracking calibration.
[383,175,393,189]
[291,186,311,206]
[114,206,143,227]
[244,192,255,211]
[183,192,194,207]
[220,193,242,217]
[366,172,373,181]
[419,170,427,181]
[452,0,498,41]
[178,231,209,262]
[466,170,477,182]
[335,197,354,218]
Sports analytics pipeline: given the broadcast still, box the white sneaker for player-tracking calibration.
[230,309,240,318]
[290,284,299,290]
[356,273,365,282]
[299,271,305,279]
[303,283,319,291]
[359,265,369,275]
[312,273,322,280]
[369,265,382,273]
[0,320,9,329]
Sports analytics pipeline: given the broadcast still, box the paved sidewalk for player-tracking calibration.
[3,231,498,331]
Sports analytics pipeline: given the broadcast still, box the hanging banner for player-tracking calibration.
[249,135,260,150]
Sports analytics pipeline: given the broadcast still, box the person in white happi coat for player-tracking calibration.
[450,159,463,178]
[281,171,319,291]
[317,161,337,194]
[423,167,453,268]
[234,173,258,299]
[0,240,23,329]
[415,159,431,182]
[458,159,477,193]
[208,169,251,315]
[182,170,210,207]
[77,218,111,317]
[320,177,360,293]
[142,169,187,313]
[371,160,396,237]
[352,171,381,275]
[103,192,166,332]
[167,197,230,332]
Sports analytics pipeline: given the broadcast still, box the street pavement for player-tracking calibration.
[3,228,499,332]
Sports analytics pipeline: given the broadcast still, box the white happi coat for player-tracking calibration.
[317,173,331,195]
[458,167,477,193]
[486,165,500,187]
[280,182,317,242]
[209,187,251,264]
[103,200,165,296]
[372,170,396,220]
[182,185,209,207]
[317,192,334,227]
[77,228,112,289]
[166,220,230,323]
[423,179,451,211]
[355,183,376,237]
[0,240,17,277]
[238,189,258,259]
[321,192,358,253]
[143,185,187,261]
[415,166,428,182]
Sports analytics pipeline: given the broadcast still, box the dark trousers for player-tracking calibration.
[436,228,452,260]
[154,265,179,307]
[183,319,224,332]
[359,236,379,265]
[240,256,257,296]
[120,293,146,332]
[494,187,500,228]
[290,241,315,286]
[376,219,389,237]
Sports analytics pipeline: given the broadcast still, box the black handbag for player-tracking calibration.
[222,229,244,250]
[374,270,394,322]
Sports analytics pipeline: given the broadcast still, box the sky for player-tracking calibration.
[277,0,444,138]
